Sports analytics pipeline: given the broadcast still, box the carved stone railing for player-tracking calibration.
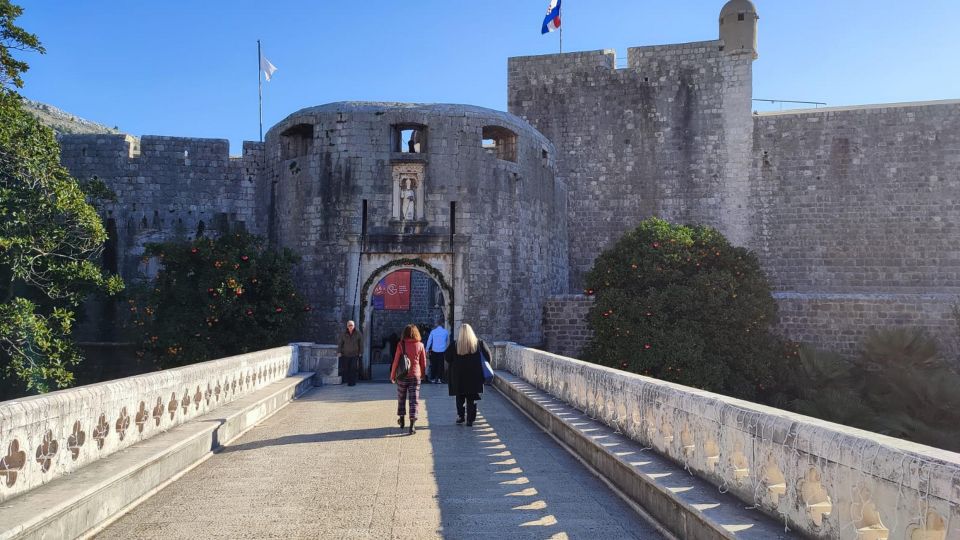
[492,343,959,539]
[0,344,314,504]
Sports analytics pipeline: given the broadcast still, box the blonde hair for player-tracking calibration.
[457,324,479,355]
[403,324,421,341]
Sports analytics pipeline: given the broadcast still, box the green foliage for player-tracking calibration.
[0,91,123,393]
[582,218,781,400]
[854,329,960,449]
[131,233,307,368]
[0,0,43,90]
[769,345,875,426]
[778,330,960,452]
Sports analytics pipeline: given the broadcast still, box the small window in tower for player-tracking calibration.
[481,125,518,163]
[719,17,724,25]
[280,123,313,160]
[738,13,745,21]
[393,124,426,154]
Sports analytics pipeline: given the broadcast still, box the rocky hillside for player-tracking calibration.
[23,100,123,135]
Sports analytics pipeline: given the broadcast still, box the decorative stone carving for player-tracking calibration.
[799,468,832,526]
[116,407,131,441]
[68,421,85,460]
[35,431,58,473]
[1,440,26,487]
[135,401,149,433]
[401,178,416,220]
[391,163,425,222]
[93,414,110,450]
[167,393,178,420]
[153,397,165,426]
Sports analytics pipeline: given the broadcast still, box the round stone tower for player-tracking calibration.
[719,0,759,59]
[261,103,567,362]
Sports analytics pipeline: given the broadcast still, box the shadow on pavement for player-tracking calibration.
[425,386,662,539]
[219,425,412,453]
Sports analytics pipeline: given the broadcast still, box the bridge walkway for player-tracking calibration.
[94,382,666,539]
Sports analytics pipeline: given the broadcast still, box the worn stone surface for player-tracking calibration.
[0,374,312,540]
[495,370,794,539]
[508,42,754,292]
[0,345,302,505]
[55,5,960,368]
[95,383,664,539]
[265,103,566,350]
[543,295,595,358]
[494,342,960,540]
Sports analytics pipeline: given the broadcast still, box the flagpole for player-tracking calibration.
[257,39,263,143]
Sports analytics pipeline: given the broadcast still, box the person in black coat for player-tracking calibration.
[445,323,490,426]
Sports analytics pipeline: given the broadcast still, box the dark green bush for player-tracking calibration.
[776,329,960,452]
[130,232,306,368]
[582,218,781,400]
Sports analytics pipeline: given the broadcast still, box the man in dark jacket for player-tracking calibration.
[337,320,363,386]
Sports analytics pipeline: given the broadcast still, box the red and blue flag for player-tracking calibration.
[542,0,561,34]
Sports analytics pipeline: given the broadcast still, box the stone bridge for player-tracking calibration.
[0,344,957,539]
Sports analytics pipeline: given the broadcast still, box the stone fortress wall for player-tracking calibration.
[263,103,567,347]
[753,102,960,354]
[508,41,755,292]
[57,134,264,281]
[59,104,567,350]
[55,0,960,358]
[511,10,960,357]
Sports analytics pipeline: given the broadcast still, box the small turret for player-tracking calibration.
[719,0,759,59]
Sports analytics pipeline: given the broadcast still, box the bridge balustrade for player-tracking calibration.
[491,342,959,539]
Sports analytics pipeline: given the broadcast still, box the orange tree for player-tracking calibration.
[131,232,307,368]
[582,218,783,400]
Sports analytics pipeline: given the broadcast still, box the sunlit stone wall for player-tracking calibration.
[493,343,960,539]
[0,345,308,504]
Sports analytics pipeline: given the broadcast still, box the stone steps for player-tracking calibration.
[0,373,313,540]
[493,370,796,540]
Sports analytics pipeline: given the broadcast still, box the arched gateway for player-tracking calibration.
[262,102,567,351]
[358,257,455,380]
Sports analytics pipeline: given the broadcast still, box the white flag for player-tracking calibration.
[260,54,278,82]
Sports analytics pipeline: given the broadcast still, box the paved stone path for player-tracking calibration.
[96,383,665,539]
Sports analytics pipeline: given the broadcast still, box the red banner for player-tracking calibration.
[382,270,411,311]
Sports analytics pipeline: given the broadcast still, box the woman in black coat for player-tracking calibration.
[445,323,490,426]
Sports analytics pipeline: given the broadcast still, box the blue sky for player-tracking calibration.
[17,1,960,154]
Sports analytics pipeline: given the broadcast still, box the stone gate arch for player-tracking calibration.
[358,256,457,378]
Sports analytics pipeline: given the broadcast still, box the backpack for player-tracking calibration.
[395,342,412,381]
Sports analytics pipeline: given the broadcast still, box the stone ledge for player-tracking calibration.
[493,371,793,540]
[0,373,314,540]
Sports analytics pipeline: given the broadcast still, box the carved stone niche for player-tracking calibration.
[391,163,426,230]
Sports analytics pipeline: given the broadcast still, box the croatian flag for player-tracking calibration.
[541,0,561,34]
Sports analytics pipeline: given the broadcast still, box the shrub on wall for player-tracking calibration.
[130,233,306,368]
[582,218,782,400]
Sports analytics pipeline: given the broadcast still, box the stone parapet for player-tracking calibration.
[0,345,309,504]
[293,342,340,384]
[494,343,960,539]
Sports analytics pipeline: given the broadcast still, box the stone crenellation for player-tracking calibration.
[58,134,264,281]
[508,40,755,292]
[56,0,960,360]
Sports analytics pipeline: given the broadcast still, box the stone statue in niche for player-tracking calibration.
[401,177,417,221]
[391,162,424,225]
